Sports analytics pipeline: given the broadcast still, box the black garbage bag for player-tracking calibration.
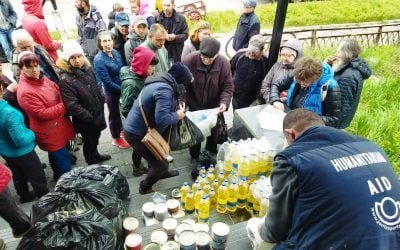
[17,209,116,250]
[55,165,130,200]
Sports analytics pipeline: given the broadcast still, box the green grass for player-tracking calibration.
[307,45,400,177]
[203,0,400,33]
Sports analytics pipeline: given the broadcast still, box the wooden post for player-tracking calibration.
[375,26,383,45]
[311,29,317,48]
[266,0,290,73]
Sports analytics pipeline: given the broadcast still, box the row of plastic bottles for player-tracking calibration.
[180,173,273,222]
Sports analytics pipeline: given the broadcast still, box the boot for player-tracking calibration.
[139,181,154,195]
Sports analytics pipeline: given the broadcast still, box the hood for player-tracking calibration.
[349,57,371,80]
[280,39,304,60]
[144,72,175,87]
[22,0,44,19]
[128,32,147,41]
[139,1,150,16]
[131,47,156,77]
[312,62,337,89]
[56,57,91,74]
[120,66,142,81]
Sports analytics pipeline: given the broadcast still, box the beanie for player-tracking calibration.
[63,40,85,61]
[199,37,220,58]
[248,34,265,52]
[168,62,192,85]
[242,0,257,8]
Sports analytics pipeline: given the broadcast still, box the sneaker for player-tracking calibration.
[120,131,126,138]
[96,154,112,163]
[167,155,174,163]
[0,239,5,250]
[112,138,130,149]
[132,164,148,177]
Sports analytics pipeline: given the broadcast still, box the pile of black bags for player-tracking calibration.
[17,165,130,250]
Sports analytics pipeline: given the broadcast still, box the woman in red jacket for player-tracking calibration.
[17,52,74,180]
[0,162,31,239]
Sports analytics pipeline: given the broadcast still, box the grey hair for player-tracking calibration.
[11,29,34,47]
[338,39,362,60]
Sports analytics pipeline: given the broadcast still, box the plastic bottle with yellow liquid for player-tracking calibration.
[212,179,219,192]
[203,181,211,194]
[216,182,228,213]
[198,174,207,188]
[209,188,217,208]
[238,177,249,209]
[231,142,240,173]
[227,180,239,213]
[199,166,207,176]
[253,188,263,217]
[217,170,225,185]
[194,187,204,217]
[185,190,195,214]
[192,180,200,196]
[246,181,257,213]
[198,194,210,223]
[180,182,190,208]
[249,153,259,183]
[206,169,215,183]
[223,153,232,177]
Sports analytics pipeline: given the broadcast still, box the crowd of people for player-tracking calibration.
[1,0,396,249]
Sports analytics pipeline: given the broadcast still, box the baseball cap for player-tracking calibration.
[115,12,130,26]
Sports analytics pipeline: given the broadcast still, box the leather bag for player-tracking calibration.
[139,93,170,161]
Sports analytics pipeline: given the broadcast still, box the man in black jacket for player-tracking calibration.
[326,39,371,129]
[155,0,188,63]
[232,0,260,51]
[252,109,400,249]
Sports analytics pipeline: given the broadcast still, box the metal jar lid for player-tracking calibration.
[166,199,180,213]
[151,230,168,245]
[161,241,180,250]
[181,219,196,228]
[125,233,142,247]
[211,222,230,237]
[142,202,155,217]
[175,223,193,236]
[163,218,178,231]
[178,230,196,247]
[171,188,181,199]
[195,231,211,246]
[123,217,139,232]
[193,223,209,233]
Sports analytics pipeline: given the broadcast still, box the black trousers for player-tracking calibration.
[3,151,49,198]
[124,132,169,188]
[42,0,57,10]
[81,128,101,165]
[0,187,31,236]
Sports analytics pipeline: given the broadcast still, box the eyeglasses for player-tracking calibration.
[200,54,217,62]
[280,53,295,58]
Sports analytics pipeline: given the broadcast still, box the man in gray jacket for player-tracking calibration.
[75,0,106,63]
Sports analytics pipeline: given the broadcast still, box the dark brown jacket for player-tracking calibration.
[183,51,234,111]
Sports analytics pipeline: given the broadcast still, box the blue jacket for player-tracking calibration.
[93,49,124,96]
[123,73,179,137]
[286,63,338,115]
[0,100,35,157]
[269,126,400,249]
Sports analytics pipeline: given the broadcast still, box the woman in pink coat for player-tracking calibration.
[17,52,74,180]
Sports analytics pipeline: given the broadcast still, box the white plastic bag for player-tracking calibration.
[186,110,218,137]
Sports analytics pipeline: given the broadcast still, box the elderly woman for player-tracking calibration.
[93,31,130,149]
[17,52,74,180]
[260,39,303,104]
[0,80,48,203]
[57,40,111,165]
[123,63,191,194]
[181,20,211,61]
[269,57,341,127]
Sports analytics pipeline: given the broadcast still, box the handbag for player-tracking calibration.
[211,113,228,144]
[169,116,204,151]
[139,93,170,161]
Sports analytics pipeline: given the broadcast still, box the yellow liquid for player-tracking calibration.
[185,192,195,214]
[209,189,217,208]
[216,184,228,213]
[198,196,210,222]
[238,180,248,209]
[194,188,204,217]
[227,182,239,213]
[180,185,190,207]
[238,161,250,179]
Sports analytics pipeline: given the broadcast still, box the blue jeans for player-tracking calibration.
[48,146,71,180]
[0,28,14,62]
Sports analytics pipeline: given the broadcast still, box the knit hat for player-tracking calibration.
[62,40,84,61]
[242,0,257,8]
[115,12,130,26]
[168,62,192,85]
[248,34,265,52]
[199,37,220,58]
[133,15,147,26]
[17,51,35,64]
